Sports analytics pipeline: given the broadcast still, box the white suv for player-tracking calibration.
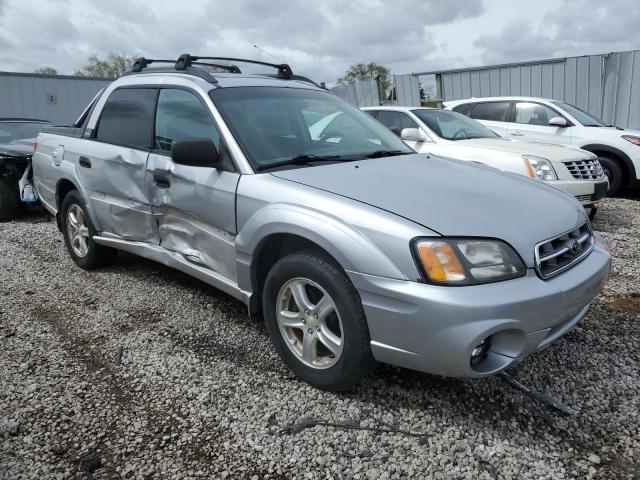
[363,106,608,210]
[444,96,640,195]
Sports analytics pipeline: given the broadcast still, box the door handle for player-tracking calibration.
[79,156,92,168]
[510,132,524,136]
[153,174,171,188]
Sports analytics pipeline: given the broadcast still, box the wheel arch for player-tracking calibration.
[580,143,636,186]
[235,204,407,309]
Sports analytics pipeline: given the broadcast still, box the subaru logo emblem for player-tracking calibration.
[569,240,580,254]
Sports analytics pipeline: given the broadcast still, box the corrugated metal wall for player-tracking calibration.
[331,79,380,106]
[436,50,640,130]
[331,74,421,107]
[0,72,110,125]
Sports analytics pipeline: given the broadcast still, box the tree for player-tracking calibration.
[34,66,58,75]
[338,62,391,92]
[74,52,136,79]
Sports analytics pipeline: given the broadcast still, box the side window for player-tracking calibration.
[154,89,221,152]
[452,103,475,116]
[364,110,378,119]
[514,102,559,126]
[95,88,156,148]
[376,111,419,131]
[469,102,511,122]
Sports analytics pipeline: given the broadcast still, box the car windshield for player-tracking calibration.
[209,87,413,170]
[411,109,498,141]
[551,101,605,127]
[0,121,49,144]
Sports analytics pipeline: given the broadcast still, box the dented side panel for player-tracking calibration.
[76,140,159,243]
[146,152,240,282]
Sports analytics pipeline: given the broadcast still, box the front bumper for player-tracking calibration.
[548,178,609,206]
[348,237,611,378]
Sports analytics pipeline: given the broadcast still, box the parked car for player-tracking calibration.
[0,118,51,220]
[443,96,640,195]
[32,55,611,391]
[362,106,608,213]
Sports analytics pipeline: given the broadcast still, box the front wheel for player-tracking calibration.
[0,177,19,221]
[60,190,116,270]
[263,250,375,391]
[598,155,624,196]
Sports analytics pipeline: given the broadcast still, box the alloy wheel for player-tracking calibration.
[276,277,344,369]
[66,204,90,257]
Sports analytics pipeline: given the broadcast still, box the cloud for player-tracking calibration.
[0,0,485,82]
[474,0,640,65]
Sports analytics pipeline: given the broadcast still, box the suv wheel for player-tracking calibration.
[263,250,375,391]
[61,190,116,269]
[0,177,19,221]
[598,155,623,196]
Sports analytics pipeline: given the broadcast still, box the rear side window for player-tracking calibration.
[452,103,475,116]
[154,89,220,152]
[95,88,156,148]
[470,102,511,122]
[376,111,419,130]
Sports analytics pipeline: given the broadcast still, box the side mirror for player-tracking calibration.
[401,128,427,142]
[171,138,220,168]
[548,116,568,128]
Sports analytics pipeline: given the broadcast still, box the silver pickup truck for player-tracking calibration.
[32,55,611,391]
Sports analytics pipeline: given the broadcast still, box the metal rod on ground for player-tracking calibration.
[499,371,579,416]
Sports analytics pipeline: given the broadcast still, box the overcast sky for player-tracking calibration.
[0,0,638,84]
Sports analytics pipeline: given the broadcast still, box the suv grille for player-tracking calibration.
[563,158,604,180]
[535,223,594,279]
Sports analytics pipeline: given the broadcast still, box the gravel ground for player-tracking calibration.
[1,198,639,480]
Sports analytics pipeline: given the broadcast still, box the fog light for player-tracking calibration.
[470,336,492,365]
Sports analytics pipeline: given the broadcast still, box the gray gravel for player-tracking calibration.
[1,198,639,480]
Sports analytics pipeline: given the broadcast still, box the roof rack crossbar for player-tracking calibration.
[184,55,294,80]
[131,58,176,73]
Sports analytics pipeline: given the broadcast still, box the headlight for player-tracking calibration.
[523,155,558,181]
[622,135,640,146]
[413,238,526,286]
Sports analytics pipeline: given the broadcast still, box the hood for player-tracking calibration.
[271,154,587,267]
[0,139,35,159]
[453,138,590,162]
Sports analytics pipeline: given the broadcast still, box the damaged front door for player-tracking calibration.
[83,87,159,243]
[145,88,240,282]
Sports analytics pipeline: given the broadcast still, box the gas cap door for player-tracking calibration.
[51,145,64,166]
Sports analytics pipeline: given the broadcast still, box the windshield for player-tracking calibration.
[411,109,498,141]
[209,87,413,170]
[551,101,605,127]
[0,122,49,144]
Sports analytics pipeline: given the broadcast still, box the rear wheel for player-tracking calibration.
[0,177,19,221]
[60,190,116,269]
[598,155,624,196]
[263,250,375,391]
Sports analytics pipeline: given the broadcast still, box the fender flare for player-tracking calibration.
[234,203,407,293]
[580,143,637,183]
[54,176,104,232]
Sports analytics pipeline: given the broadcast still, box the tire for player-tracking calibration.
[0,177,19,222]
[60,190,116,270]
[598,155,624,196]
[263,250,375,391]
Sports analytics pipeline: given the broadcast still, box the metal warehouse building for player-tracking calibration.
[0,72,110,125]
[416,49,640,130]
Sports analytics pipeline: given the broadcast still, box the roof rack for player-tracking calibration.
[123,53,316,85]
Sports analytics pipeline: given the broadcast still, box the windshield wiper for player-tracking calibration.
[256,154,345,171]
[358,150,412,159]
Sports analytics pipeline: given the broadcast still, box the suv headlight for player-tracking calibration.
[412,238,526,286]
[622,135,640,146]
[523,155,558,181]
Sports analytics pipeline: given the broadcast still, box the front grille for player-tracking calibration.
[563,157,605,180]
[535,222,594,279]
[575,194,591,202]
